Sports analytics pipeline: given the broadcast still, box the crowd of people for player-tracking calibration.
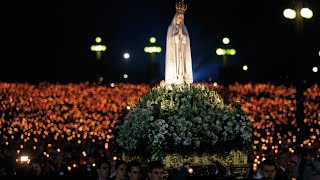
[0,81,319,179]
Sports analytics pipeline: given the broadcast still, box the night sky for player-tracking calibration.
[3,0,320,84]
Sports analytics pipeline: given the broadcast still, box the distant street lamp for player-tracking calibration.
[123,52,130,59]
[90,37,107,82]
[90,37,107,60]
[283,1,313,32]
[283,5,313,19]
[123,52,130,68]
[242,65,248,71]
[216,37,236,67]
[283,1,316,80]
[122,52,130,82]
[144,37,162,85]
[283,2,315,123]
[144,37,162,62]
[312,67,318,73]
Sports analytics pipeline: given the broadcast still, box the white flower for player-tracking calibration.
[112,84,253,160]
[146,100,152,108]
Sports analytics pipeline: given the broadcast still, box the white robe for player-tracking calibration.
[165,13,193,86]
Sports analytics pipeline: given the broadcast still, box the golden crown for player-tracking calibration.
[175,0,187,14]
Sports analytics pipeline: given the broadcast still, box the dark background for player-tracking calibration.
[2,0,320,84]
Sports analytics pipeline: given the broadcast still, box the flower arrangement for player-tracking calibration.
[110,83,253,164]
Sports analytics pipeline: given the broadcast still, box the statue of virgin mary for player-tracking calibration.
[165,0,193,87]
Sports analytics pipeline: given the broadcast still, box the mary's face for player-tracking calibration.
[176,15,184,24]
